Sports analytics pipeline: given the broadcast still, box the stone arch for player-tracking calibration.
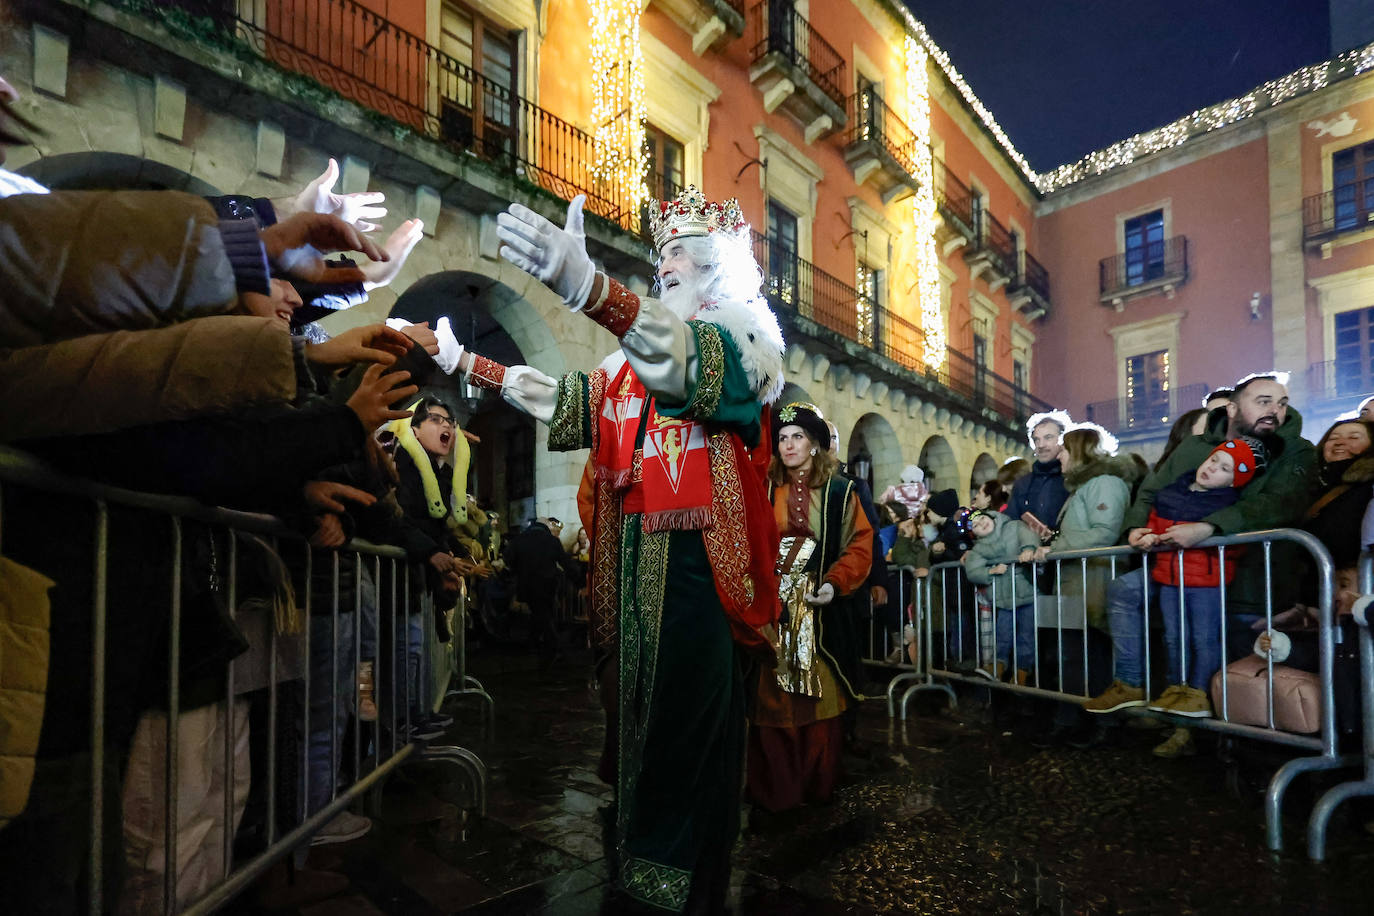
[917,435,959,496]
[392,270,567,527]
[970,452,999,497]
[848,412,902,495]
[18,151,222,194]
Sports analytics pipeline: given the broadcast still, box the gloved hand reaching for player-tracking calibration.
[497,195,595,307]
[804,582,836,606]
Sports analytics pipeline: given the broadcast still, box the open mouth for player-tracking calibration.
[439,431,453,447]
[275,308,294,325]
[664,277,680,291]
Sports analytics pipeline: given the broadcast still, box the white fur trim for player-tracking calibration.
[697,296,786,404]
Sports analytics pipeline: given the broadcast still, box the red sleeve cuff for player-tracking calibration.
[467,354,507,391]
[582,273,641,338]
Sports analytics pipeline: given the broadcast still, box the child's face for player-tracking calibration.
[1195,450,1236,489]
[970,514,996,538]
[971,488,992,510]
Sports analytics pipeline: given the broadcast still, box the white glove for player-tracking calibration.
[497,195,595,308]
[804,582,836,606]
[1253,629,1291,664]
[432,316,465,375]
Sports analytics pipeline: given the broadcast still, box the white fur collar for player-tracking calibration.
[695,296,786,404]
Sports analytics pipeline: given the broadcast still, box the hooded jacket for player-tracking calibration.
[1046,453,1143,627]
[963,513,1040,609]
[1122,404,1315,612]
[1303,454,1374,570]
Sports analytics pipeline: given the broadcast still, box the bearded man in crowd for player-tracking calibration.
[450,188,785,913]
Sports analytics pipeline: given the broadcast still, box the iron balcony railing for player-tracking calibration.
[751,231,1045,424]
[749,0,847,111]
[844,86,919,177]
[1020,250,1051,304]
[175,0,639,229]
[1302,186,1374,244]
[1099,236,1189,300]
[752,231,869,341]
[975,209,1018,279]
[932,156,975,237]
[1307,359,1374,405]
[1084,382,1209,436]
[938,347,1052,425]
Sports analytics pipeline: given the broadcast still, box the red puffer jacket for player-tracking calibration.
[1146,508,1242,587]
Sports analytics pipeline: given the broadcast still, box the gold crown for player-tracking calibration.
[648,185,748,250]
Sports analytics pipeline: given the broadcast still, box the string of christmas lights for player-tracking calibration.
[1037,40,1374,193]
[905,36,946,369]
[588,0,648,208]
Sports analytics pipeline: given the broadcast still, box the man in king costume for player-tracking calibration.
[451,187,785,913]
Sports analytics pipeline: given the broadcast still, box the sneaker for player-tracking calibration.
[1083,681,1146,714]
[974,661,1006,681]
[422,711,454,729]
[408,720,445,740]
[310,810,372,846]
[357,661,378,723]
[1152,727,1196,758]
[1147,684,1187,713]
[1168,686,1214,718]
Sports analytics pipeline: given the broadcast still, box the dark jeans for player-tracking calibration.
[1160,585,1224,690]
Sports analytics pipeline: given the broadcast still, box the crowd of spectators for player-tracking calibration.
[3,65,1373,913]
[0,72,535,911]
[867,375,1373,764]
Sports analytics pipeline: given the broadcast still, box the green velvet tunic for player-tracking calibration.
[548,321,762,912]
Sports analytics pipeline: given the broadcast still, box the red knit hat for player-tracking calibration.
[1211,435,1268,488]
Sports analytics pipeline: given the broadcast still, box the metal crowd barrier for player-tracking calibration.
[0,445,488,915]
[856,565,958,715]
[894,529,1359,858]
[1307,551,1374,860]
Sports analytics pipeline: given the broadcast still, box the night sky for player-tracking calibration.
[906,0,1333,172]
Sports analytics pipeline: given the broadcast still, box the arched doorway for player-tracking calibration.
[19,151,222,194]
[392,270,564,529]
[847,412,901,494]
[970,452,998,498]
[917,435,959,497]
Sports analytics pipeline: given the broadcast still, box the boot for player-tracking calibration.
[357,660,378,722]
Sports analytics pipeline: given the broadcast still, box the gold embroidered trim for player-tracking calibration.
[617,525,670,873]
[466,354,506,391]
[683,320,725,420]
[584,273,641,338]
[548,372,587,451]
[702,432,755,608]
[623,857,692,912]
[589,479,621,652]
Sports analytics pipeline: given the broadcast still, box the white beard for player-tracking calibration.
[660,274,705,321]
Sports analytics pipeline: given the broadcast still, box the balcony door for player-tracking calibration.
[766,200,800,312]
[1333,141,1374,232]
[1123,209,1165,287]
[438,2,517,158]
[1334,305,1374,398]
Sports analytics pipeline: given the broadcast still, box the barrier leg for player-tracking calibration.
[1266,753,1359,852]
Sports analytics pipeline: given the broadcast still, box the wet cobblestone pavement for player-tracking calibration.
[233,642,1374,915]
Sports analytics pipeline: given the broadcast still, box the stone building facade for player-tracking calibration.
[5,0,1060,530]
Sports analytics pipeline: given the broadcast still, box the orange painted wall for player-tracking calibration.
[1033,137,1273,417]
